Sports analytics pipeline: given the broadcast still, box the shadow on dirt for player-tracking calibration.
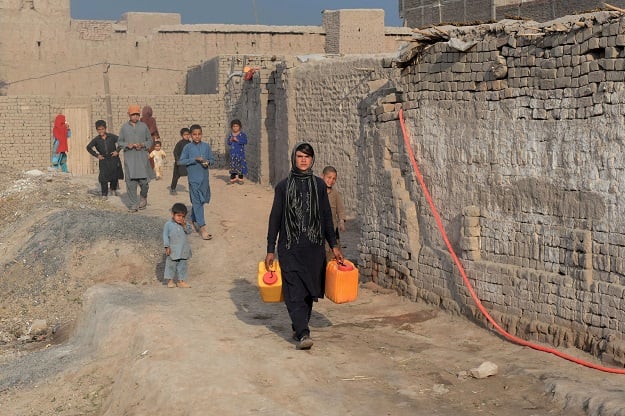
[229,278,332,344]
[214,173,234,184]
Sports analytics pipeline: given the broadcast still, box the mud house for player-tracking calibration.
[0,0,411,176]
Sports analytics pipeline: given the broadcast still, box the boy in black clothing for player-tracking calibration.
[86,120,123,199]
[170,127,191,195]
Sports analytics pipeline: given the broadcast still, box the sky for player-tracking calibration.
[70,0,403,27]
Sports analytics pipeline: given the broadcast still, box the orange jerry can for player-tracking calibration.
[325,259,359,304]
[258,261,284,303]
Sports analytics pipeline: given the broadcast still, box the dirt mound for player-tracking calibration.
[0,168,162,358]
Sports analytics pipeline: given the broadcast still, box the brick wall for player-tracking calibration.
[361,11,625,363]
[497,0,625,21]
[272,56,398,217]
[186,54,284,184]
[400,0,625,27]
[0,95,224,172]
[0,97,54,169]
[400,0,494,27]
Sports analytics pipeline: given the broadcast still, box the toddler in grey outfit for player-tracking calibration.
[163,203,193,288]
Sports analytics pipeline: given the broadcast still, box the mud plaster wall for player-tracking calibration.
[0,95,224,171]
[189,54,286,185]
[360,12,625,364]
[268,57,398,217]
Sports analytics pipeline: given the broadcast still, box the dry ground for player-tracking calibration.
[0,166,625,415]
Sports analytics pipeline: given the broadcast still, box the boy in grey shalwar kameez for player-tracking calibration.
[118,104,155,212]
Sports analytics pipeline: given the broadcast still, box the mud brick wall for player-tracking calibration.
[401,0,493,28]
[272,56,397,217]
[400,0,625,27]
[360,12,625,364]
[226,56,282,184]
[497,0,625,22]
[322,10,387,54]
[0,3,410,97]
[0,94,223,172]
[0,97,53,169]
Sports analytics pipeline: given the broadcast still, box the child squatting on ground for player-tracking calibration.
[163,203,193,288]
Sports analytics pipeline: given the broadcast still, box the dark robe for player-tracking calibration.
[172,138,190,177]
[86,133,124,183]
[267,175,337,301]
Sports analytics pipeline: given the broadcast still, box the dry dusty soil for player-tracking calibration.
[1,165,625,416]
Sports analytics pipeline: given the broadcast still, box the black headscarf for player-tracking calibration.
[284,142,322,249]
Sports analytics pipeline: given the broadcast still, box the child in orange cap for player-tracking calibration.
[117,104,155,212]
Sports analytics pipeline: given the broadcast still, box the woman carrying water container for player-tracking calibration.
[265,142,344,350]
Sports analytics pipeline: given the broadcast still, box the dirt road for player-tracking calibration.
[1,167,625,415]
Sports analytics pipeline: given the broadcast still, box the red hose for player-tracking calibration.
[398,108,625,374]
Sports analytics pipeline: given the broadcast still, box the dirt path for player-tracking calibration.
[1,168,625,415]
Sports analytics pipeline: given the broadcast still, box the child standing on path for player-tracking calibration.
[178,124,214,240]
[149,141,167,180]
[118,104,154,212]
[322,166,347,260]
[163,203,193,288]
[227,119,248,184]
[52,114,71,173]
[85,120,123,199]
[170,127,191,195]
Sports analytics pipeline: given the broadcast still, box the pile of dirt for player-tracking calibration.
[0,167,161,359]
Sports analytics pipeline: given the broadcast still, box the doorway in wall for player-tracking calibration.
[64,108,94,176]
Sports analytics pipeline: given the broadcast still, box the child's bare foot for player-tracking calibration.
[177,281,191,288]
[167,279,175,288]
[199,226,212,240]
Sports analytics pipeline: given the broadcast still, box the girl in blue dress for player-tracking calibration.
[227,119,248,184]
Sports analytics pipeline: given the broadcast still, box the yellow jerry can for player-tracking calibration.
[258,261,284,303]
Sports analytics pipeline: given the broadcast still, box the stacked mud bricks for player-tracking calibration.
[361,12,625,364]
[400,0,625,28]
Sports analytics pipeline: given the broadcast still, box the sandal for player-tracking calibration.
[167,279,175,288]
[177,281,191,288]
